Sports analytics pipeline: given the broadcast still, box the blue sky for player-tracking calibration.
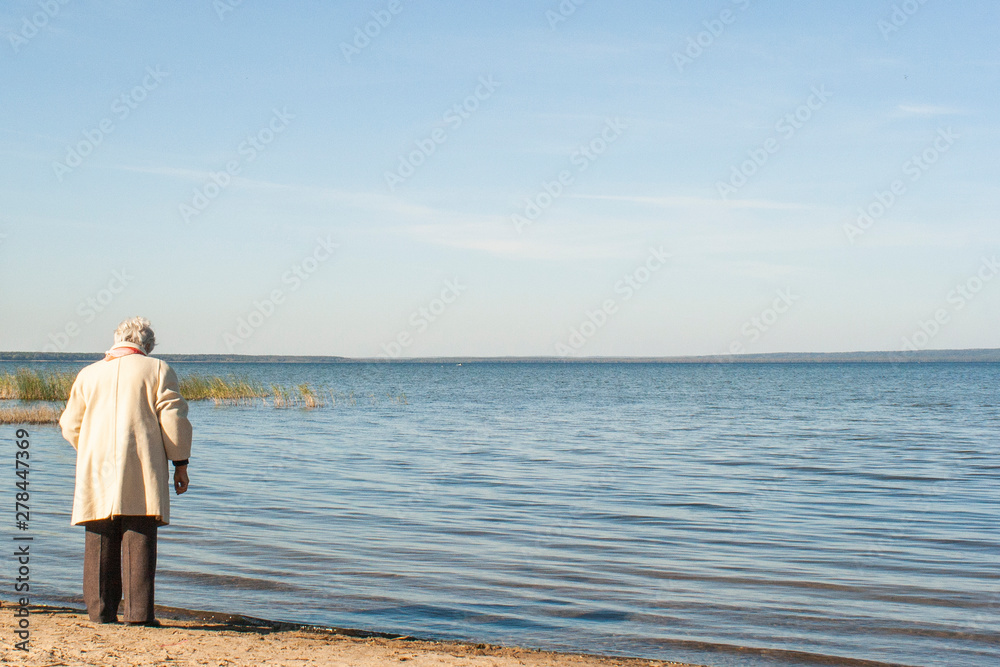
[1,0,997,357]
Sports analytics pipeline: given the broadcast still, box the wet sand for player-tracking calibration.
[1,604,704,667]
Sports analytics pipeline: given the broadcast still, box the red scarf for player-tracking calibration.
[104,346,147,361]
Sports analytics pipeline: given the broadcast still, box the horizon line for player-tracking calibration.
[1,348,999,363]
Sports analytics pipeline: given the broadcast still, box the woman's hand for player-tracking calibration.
[174,465,189,495]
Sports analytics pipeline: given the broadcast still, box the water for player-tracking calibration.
[3,362,998,666]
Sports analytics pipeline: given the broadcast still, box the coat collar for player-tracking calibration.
[104,341,147,361]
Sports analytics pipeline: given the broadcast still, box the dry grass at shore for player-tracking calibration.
[0,403,64,424]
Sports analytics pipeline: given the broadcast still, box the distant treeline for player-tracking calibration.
[0,352,352,363]
[1,349,1000,363]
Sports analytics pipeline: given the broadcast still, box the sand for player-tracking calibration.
[1,604,704,667]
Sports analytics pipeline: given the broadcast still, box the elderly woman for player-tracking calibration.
[59,316,192,626]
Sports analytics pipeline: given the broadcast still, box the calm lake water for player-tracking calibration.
[3,362,998,667]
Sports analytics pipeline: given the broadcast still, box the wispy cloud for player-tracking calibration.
[893,104,964,118]
[109,163,216,181]
[105,163,441,219]
[405,220,638,261]
[571,194,810,211]
[725,260,802,279]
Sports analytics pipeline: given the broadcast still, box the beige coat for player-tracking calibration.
[59,342,192,526]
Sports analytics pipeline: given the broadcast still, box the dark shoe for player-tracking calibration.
[124,618,161,627]
[90,618,120,625]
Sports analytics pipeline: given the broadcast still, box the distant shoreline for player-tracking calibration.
[1,348,999,363]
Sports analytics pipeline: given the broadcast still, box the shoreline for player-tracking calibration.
[1,601,705,667]
[0,601,921,667]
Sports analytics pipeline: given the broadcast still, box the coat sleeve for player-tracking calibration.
[58,373,86,450]
[156,362,192,462]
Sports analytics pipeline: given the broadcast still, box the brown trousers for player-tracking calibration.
[82,515,158,623]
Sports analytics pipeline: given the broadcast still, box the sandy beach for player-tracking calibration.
[1,604,703,667]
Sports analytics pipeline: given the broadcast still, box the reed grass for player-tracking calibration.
[178,374,269,401]
[270,383,292,408]
[0,369,407,410]
[0,369,75,401]
[297,383,322,408]
[0,403,63,424]
[180,375,406,409]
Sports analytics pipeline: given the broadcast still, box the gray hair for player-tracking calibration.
[114,316,156,353]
